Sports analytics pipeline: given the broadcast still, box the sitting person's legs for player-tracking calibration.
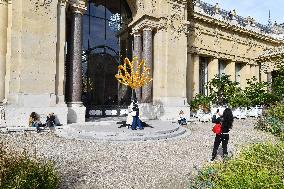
[181,118,187,125]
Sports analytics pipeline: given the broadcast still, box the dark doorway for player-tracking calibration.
[80,0,133,117]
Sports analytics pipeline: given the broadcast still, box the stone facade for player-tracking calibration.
[0,0,283,126]
[187,0,284,99]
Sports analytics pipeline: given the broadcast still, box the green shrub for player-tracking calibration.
[0,143,59,189]
[189,142,284,189]
[190,94,212,112]
[255,103,284,140]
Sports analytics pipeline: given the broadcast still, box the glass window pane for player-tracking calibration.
[106,20,119,51]
[94,4,105,18]
[90,18,105,48]
[89,2,96,17]
[82,16,90,50]
[106,0,120,20]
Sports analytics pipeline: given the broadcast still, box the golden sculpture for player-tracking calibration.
[115,57,152,89]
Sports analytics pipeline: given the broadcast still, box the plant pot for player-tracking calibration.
[247,106,259,118]
[233,107,247,119]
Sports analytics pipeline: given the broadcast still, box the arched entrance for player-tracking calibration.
[81,0,133,117]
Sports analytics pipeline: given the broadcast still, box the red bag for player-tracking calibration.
[212,123,222,135]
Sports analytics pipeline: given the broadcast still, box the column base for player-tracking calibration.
[139,103,191,121]
[139,103,161,121]
[152,97,190,121]
[159,106,191,121]
[67,102,86,124]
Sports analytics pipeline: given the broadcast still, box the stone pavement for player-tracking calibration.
[0,118,278,189]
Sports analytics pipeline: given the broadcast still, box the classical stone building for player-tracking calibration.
[0,0,283,126]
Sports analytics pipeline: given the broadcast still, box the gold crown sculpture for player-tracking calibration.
[115,57,152,89]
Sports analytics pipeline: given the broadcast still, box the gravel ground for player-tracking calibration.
[0,118,277,189]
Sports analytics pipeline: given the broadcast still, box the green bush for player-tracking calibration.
[255,103,284,140]
[0,144,59,189]
[189,142,284,189]
[190,94,212,112]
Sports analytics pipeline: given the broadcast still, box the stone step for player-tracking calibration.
[55,121,188,141]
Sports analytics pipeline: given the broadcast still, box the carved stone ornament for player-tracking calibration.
[59,0,67,6]
[69,0,87,14]
[168,13,188,40]
[29,0,54,16]
[166,1,188,40]
[0,0,8,5]
[137,0,144,11]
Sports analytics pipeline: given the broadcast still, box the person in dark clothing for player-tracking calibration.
[210,108,234,161]
[46,113,56,128]
[131,99,143,130]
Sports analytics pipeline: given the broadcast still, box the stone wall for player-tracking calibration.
[187,10,284,99]
[4,0,67,126]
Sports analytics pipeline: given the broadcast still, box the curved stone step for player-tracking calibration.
[55,120,188,141]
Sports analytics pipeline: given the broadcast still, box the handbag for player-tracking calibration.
[212,123,222,135]
[130,111,137,116]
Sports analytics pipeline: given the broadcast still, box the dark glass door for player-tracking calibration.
[82,0,132,107]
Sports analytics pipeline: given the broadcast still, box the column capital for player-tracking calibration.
[69,0,87,15]
[131,29,142,37]
[0,0,8,5]
[142,27,153,32]
[59,0,68,7]
[132,31,142,37]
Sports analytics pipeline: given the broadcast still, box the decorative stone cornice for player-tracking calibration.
[257,46,284,64]
[68,0,87,14]
[129,15,167,34]
[193,12,284,45]
[188,46,257,65]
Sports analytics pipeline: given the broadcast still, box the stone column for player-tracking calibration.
[56,0,67,104]
[0,1,8,102]
[267,71,272,92]
[254,64,260,82]
[142,27,153,103]
[208,58,219,83]
[133,32,142,102]
[192,54,199,97]
[240,64,250,89]
[66,2,86,123]
[225,60,236,81]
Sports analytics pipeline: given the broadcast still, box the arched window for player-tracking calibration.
[81,0,132,107]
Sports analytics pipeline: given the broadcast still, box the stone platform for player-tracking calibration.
[55,120,188,141]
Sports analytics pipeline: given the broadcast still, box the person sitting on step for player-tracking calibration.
[29,112,42,132]
[46,113,56,128]
[178,110,187,125]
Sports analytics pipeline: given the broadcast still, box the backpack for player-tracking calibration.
[212,115,217,123]
[212,123,222,135]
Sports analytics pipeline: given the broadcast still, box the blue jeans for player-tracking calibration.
[132,116,142,130]
[32,122,40,131]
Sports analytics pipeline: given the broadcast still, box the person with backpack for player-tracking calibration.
[210,108,234,162]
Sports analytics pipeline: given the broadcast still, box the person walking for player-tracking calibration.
[210,108,234,162]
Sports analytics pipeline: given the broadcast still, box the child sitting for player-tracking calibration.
[178,110,187,125]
